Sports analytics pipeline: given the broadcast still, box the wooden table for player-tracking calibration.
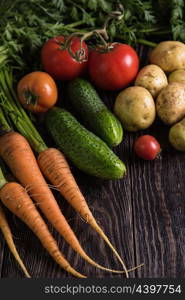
[0,48,185,279]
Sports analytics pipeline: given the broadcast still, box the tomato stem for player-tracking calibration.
[66,5,125,59]
[103,3,124,30]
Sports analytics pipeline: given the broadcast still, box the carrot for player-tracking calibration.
[0,182,86,278]
[0,202,31,278]
[38,148,129,272]
[0,130,128,275]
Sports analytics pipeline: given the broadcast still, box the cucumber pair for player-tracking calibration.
[45,78,126,180]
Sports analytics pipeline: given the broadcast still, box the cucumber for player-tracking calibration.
[45,107,126,179]
[67,78,123,147]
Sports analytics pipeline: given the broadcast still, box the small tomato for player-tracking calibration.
[134,135,161,160]
[17,71,58,113]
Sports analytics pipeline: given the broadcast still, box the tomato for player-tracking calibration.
[17,71,58,113]
[41,35,88,81]
[134,135,161,160]
[88,43,139,91]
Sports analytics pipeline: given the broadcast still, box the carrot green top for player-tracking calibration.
[0,67,47,153]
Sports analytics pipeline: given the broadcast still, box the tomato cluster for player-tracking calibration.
[41,35,139,91]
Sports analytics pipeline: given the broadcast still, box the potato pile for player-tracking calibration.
[114,40,185,151]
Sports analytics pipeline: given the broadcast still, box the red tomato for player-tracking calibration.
[17,71,58,113]
[41,36,88,81]
[134,135,161,160]
[88,43,139,91]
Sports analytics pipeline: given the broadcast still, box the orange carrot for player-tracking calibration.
[0,202,31,278]
[0,131,128,275]
[0,181,86,278]
[38,148,129,274]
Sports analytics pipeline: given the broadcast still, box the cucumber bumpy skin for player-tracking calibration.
[67,78,123,147]
[45,107,126,180]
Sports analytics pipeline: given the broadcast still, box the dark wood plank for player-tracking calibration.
[129,119,185,278]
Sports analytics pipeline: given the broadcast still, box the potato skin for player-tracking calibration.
[156,82,185,125]
[135,64,168,98]
[114,86,156,132]
[169,118,185,151]
[150,41,185,72]
[168,69,185,84]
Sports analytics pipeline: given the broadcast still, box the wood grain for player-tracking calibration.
[0,47,185,278]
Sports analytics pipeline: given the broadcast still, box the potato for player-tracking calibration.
[135,64,168,98]
[150,41,185,72]
[169,117,185,151]
[114,86,156,132]
[156,82,185,125]
[168,69,185,84]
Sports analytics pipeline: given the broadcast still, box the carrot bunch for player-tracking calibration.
[0,68,142,277]
[0,165,86,278]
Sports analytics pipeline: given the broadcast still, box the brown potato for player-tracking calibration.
[114,86,156,132]
[169,117,185,151]
[168,69,185,84]
[150,41,185,72]
[135,64,168,98]
[156,82,185,125]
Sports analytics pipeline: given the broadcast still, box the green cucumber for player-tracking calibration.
[67,78,123,147]
[45,107,126,179]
